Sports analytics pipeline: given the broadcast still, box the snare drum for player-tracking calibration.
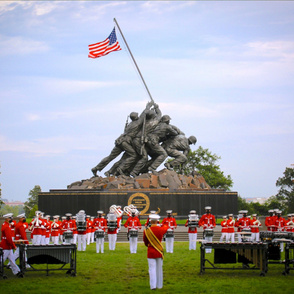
[95,229,105,239]
[203,229,214,238]
[129,229,138,238]
[241,228,252,242]
[165,229,174,238]
[77,221,87,232]
[63,230,73,239]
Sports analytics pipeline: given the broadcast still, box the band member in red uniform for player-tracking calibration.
[45,215,52,245]
[39,212,47,245]
[143,214,168,290]
[237,210,250,242]
[124,210,142,253]
[265,209,276,232]
[62,213,76,244]
[90,217,95,243]
[226,214,235,242]
[93,211,107,253]
[76,210,88,251]
[250,214,261,242]
[72,216,78,244]
[51,215,60,245]
[1,213,23,277]
[219,216,228,242]
[107,212,120,251]
[199,206,216,253]
[185,210,198,250]
[161,210,177,253]
[275,210,286,252]
[86,215,93,245]
[13,213,29,261]
[285,214,294,232]
[29,210,43,245]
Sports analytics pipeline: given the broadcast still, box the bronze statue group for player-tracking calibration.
[91,101,197,178]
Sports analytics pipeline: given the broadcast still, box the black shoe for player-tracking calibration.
[17,272,24,278]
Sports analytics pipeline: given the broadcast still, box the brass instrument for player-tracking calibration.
[110,205,123,218]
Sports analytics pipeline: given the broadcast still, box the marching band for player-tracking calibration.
[1,206,294,278]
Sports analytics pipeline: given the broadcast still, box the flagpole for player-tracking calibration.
[113,18,154,103]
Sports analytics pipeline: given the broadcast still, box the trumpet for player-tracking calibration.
[253,219,261,226]
[124,204,139,216]
[110,205,123,218]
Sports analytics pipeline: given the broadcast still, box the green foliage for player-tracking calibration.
[0,204,24,216]
[24,185,41,217]
[172,146,233,190]
[275,167,294,213]
[1,242,294,293]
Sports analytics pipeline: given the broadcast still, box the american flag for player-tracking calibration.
[88,27,122,59]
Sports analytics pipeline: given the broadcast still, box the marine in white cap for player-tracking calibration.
[199,206,216,253]
[93,211,107,253]
[219,216,228,242]
[185,210,198,250]
[250,214,261,242]
[226,214,235,243]
[161,210,177,253]
[1,213,23,277]
[143,213,168,290]
[29,210,43,245]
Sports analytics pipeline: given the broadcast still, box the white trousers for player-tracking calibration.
[188,233,197,250]
[86,233,91,245]
[77,235,87,251]
[226,233,235,243]
[32,234,42,245]
[73,234,77,245]
[108,234,117,250]
[220,233,227,242]
[148,258,163,290]
[96,238,104,253]
[3,249,20,275]
[251,232,260,242]
[129,237,138,253]
[165,237,174,253]
[45,237,50,245]
[52,236,60,245]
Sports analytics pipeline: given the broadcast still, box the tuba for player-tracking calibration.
[110,205,123,218]
[124,204,139,216]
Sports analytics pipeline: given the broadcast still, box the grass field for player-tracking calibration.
[1,241,293,294]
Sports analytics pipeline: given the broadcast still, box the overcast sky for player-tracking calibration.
[1,1,293,203]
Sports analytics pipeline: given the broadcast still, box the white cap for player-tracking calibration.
[65,213,72,217]
[35,210,41,215]
[149,214,160,220]
[62,216,66,220]
[150,210,156,214]
[268,209,274,213]
[288,214,292,217]
[53,215,59,219]
[97,211,103,214]
[243,210,248,214]
[166,210,172,214]
[45,215,50,218]
[252,214,257,217]
[3,213,13,218]
[17,213,26,218]
[190,210,196,214]
[205,206,211,210]
[228,214,233,217]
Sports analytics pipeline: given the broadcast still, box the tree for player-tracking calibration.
[275,166,294,214]
[24,185,41,218]
[172,146,233,190]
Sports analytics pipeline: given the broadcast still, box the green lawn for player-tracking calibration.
[1,242,293,293]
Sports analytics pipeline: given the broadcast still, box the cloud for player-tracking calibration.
[0,34,49,56]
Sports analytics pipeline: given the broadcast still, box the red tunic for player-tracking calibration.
[274,217,286,231]
[1,222,16,250]
[285,220,294,232]
[14,221,29,244]
[93,217,107,232]
[51,221,60,237]
[143,225,168,259]
[226,219,235,233]
[199,214,216,229]
[161,217,177,230]
[124,216,142,232]
[250,219,261,233]
[62,219,76,231]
